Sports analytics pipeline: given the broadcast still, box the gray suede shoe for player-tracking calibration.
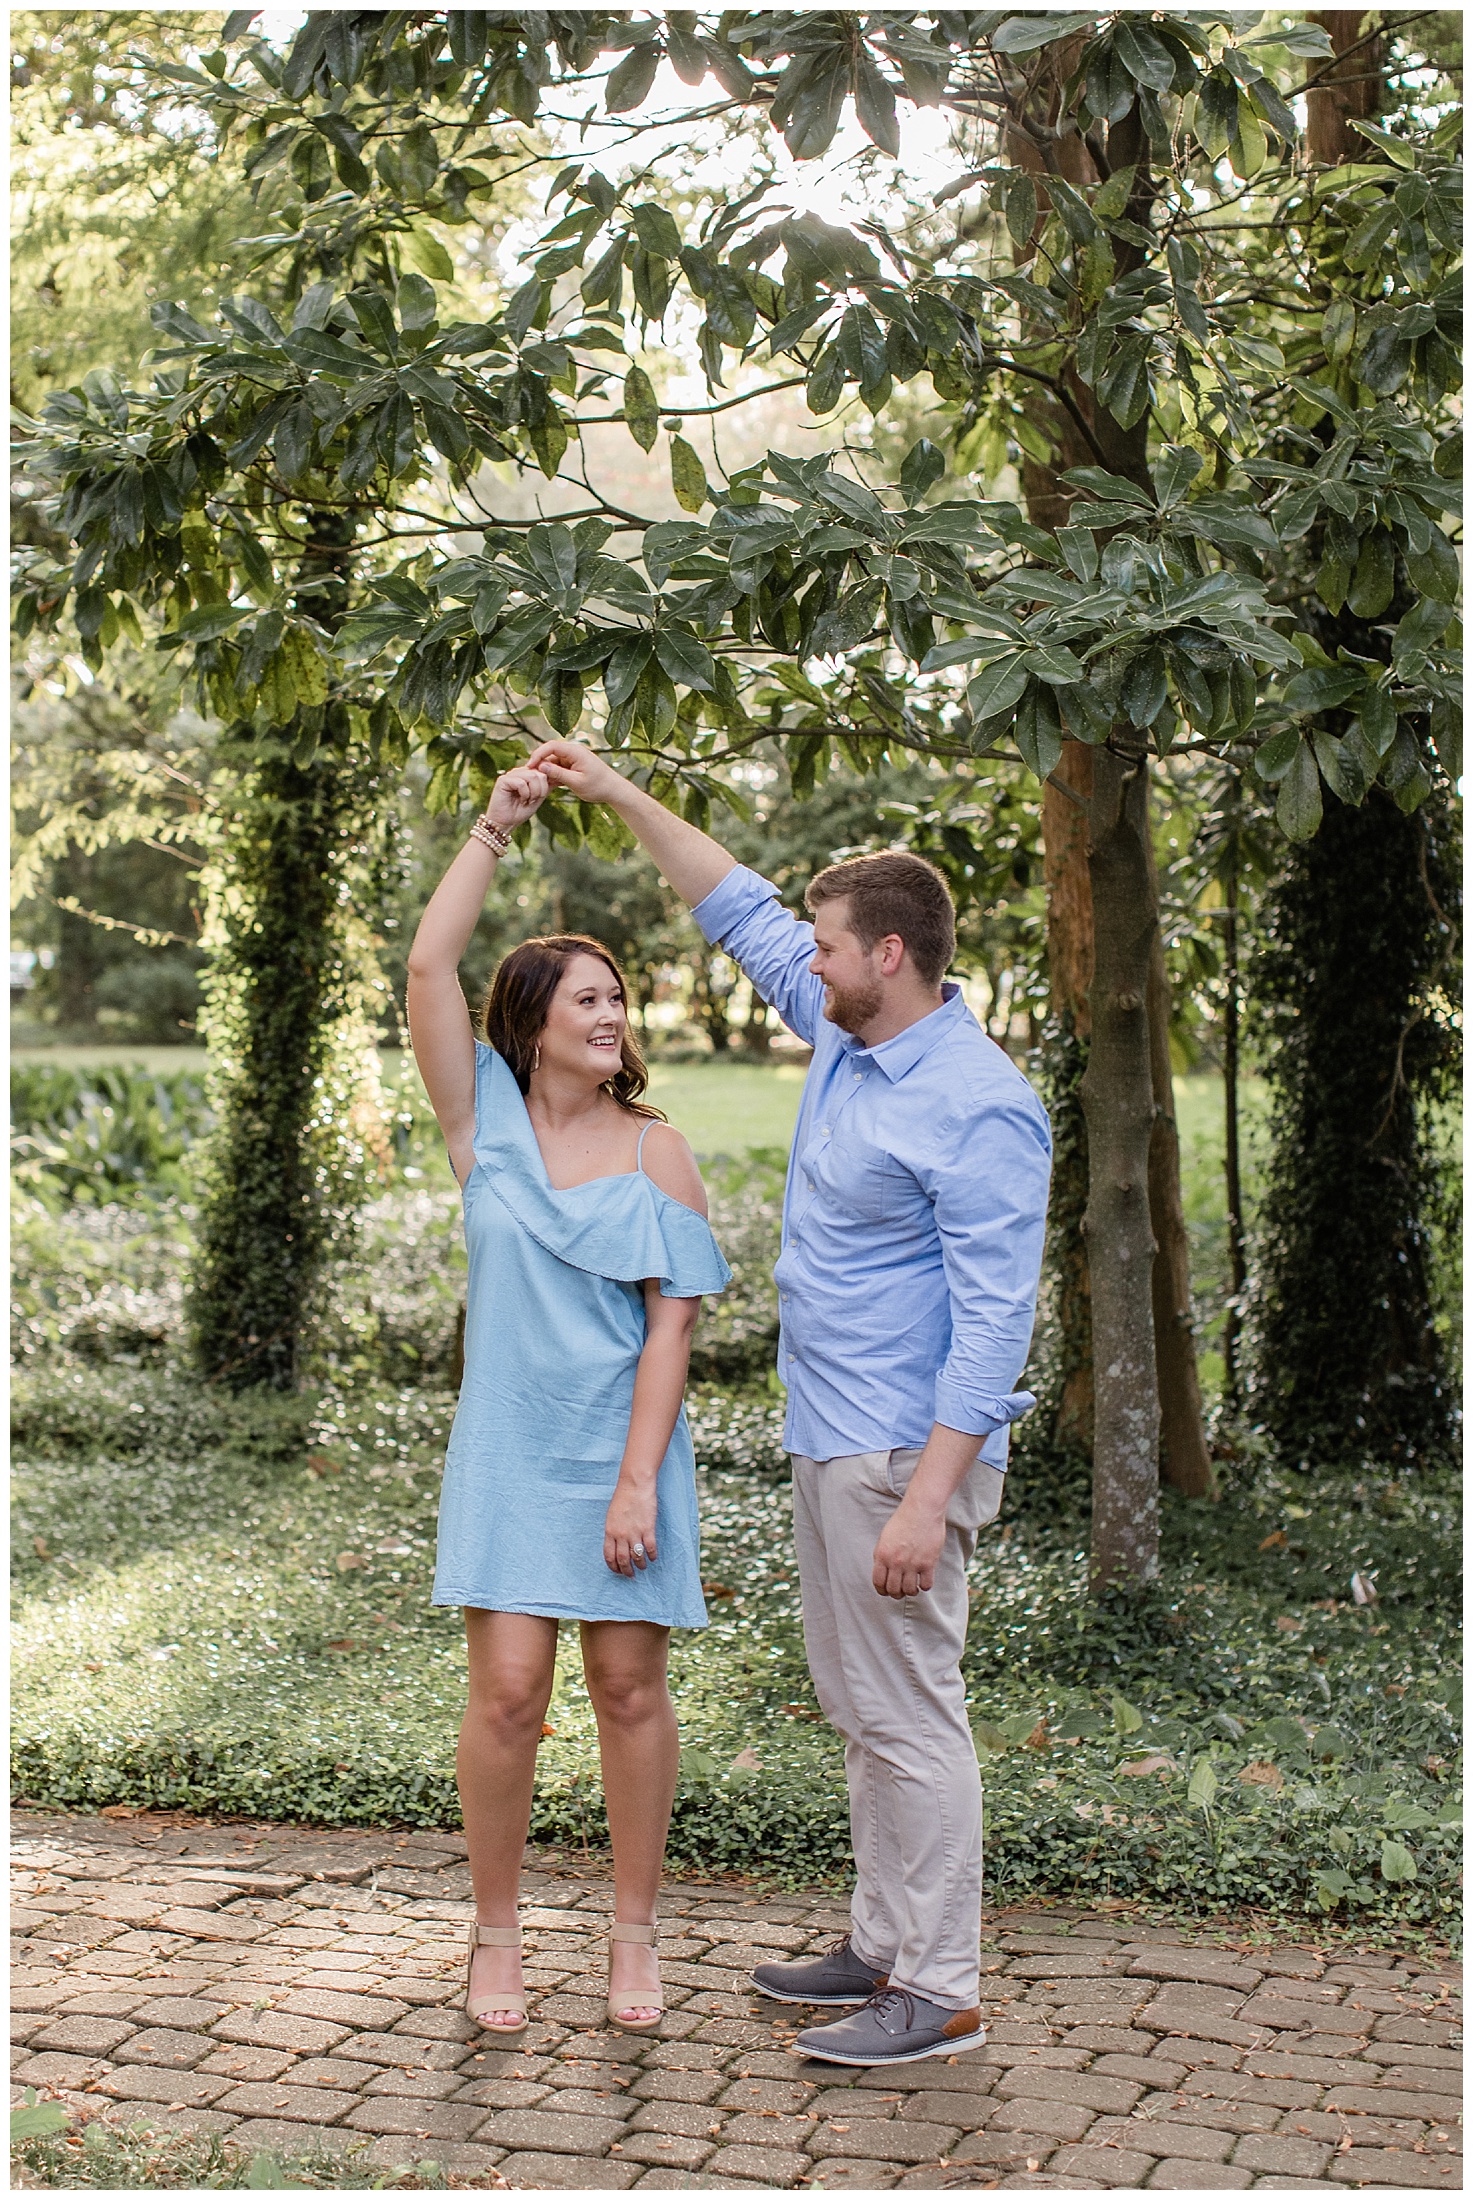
[792,1985,986,2065]
[751,1934,889,2006]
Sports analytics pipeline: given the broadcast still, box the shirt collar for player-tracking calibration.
[842,983,965,1082]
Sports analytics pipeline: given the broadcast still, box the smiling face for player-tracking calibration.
[536,951,628,1086]
[808,898,891,1036]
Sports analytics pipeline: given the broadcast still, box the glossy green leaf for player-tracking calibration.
[669,435,709,514]
[1113,18,1175,94]
[1348,530,1396,619]
[991,13,1095,55]
[1276,740,1323,841]
[966,654,1029,723]
[1282,664,1364,713]
[605,40,661,113]
[622,364,659,453]
[805,343,847,415]
[1349,119,1420,170]
[854,53,900,156]
[811,578,885,656]
[1014,681,1063,780]
[1405,526,1460,604]
[603,634,654,707]
[654,627,715,690]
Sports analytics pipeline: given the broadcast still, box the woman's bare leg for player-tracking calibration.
[581,1620,679,2022]
[460,1609,559,2026]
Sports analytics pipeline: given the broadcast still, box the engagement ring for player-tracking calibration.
[633,1543,646,1559]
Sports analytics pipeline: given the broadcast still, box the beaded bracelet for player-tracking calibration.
[469,815,512,857]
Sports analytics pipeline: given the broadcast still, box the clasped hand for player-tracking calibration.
[487,764,550,832]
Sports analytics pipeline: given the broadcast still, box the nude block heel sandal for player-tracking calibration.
[607,1920,663,2035]
[465,1922,527,2035]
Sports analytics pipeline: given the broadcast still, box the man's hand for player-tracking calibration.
[526,739,626,805]
[527,736,736,908]
[871,1425,987,1598]
[872,1495,947,1599]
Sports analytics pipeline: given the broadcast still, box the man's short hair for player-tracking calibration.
[805,851,956,988]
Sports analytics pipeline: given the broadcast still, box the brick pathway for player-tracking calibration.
[11,1811,1461,2190]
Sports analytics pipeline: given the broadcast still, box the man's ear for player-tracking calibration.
[878,934,907,978]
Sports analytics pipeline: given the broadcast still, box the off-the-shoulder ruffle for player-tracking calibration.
[468,1044,732,1299]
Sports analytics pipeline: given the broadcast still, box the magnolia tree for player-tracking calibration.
[13,9,1460,1581]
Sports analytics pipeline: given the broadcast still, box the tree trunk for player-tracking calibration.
[1221,847,1246,1410]
[51,849,103,1030]
[742,986,772,1057]
[1147,927,1211,1496]
[1307,11,1383,165]
[190,509,387,1389]
[1145,809,1212,1498]
[1042,741,1095,1452]
[1080,745,1161,1585]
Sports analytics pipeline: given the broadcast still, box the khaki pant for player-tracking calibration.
[789,1447,1003,2012]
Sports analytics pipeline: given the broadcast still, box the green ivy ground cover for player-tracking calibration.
[12,1356,1459,1930]
[11,2090,445,2188]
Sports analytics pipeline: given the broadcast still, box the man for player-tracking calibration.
[529,738,1052,2068]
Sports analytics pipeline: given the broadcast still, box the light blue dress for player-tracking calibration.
[433,1044,731,1628]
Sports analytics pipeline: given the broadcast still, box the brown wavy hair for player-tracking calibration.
[481,935,663,1118]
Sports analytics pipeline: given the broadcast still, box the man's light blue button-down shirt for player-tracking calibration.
[692,865,1053,1466]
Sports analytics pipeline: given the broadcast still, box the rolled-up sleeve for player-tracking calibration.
[920,1091,1052,1440]
[690,865,825,1047]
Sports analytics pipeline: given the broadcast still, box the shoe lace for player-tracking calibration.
[863,1985,917,2029]
[815,1932,876,1966]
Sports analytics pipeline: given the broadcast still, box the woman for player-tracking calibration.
[406,764,730,2038]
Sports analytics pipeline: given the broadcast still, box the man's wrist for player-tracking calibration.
[896,1484,948,1529]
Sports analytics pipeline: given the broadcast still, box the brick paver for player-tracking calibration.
[10,1810,1460,2189]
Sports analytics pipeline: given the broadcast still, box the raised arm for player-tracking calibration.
[527,739,734,908]
[527,739,825,1043]
[406,766,547,1186]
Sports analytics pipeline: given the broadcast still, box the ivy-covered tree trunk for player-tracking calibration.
[191,741,383,1387]
[1080,744,1161,1584]
[1246,789,1460,1469]
[190,511,388,1388]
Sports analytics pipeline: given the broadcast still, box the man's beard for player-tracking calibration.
[822,975,883,1034]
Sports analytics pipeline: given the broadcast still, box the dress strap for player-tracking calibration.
[635,1120,657,1175]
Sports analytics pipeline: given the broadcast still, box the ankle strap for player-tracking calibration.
[610,1921,657,1945]
[469,1923,521,1947]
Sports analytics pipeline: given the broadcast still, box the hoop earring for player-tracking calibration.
[532,1043,541,1074]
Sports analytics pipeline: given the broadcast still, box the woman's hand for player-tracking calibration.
[486,765,549,834]
[526,739,626,806]
[604,1479,658,1578]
